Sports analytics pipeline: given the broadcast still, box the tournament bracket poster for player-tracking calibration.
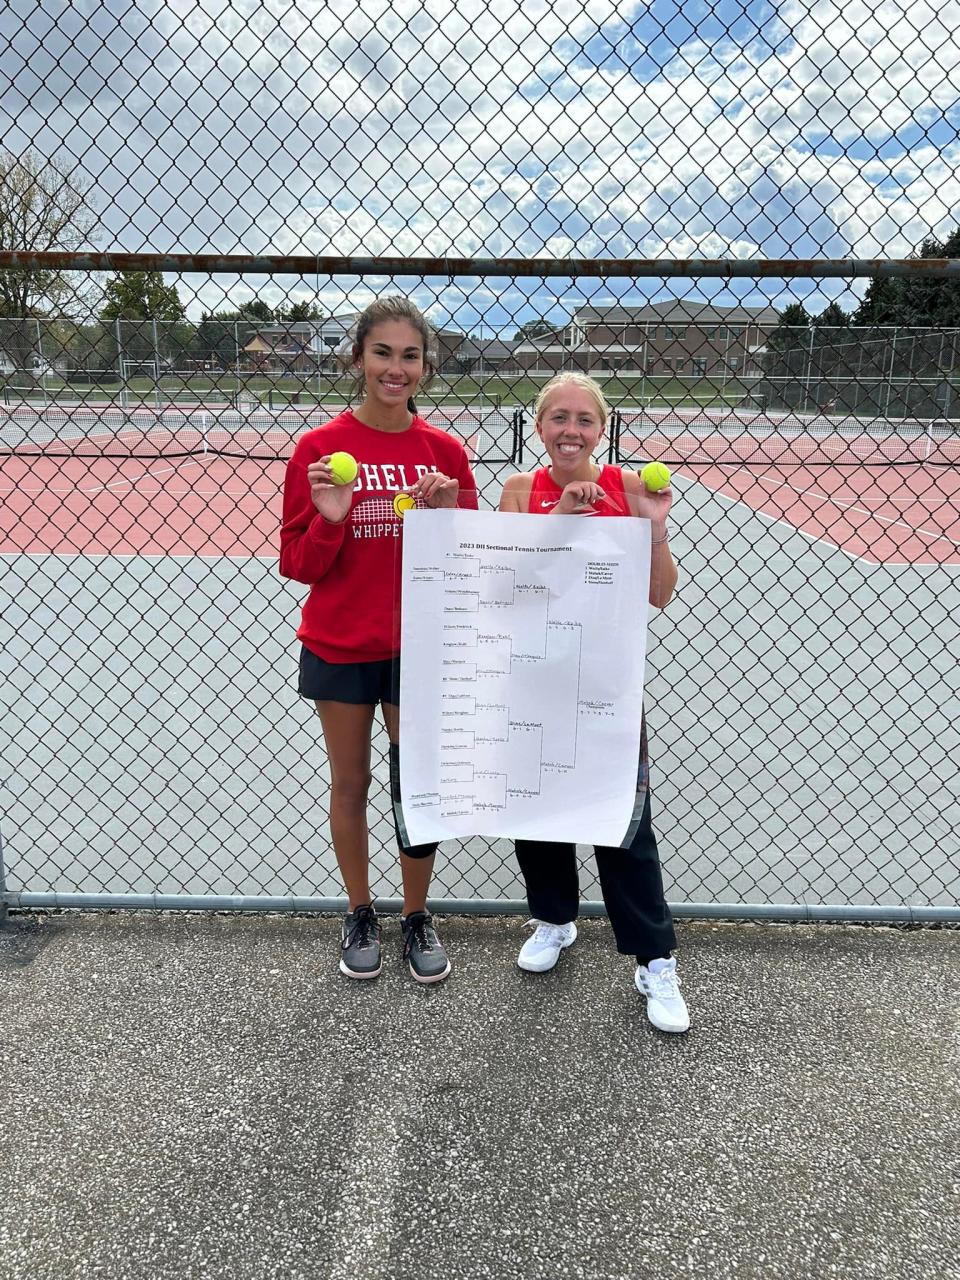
[398,509,651,846]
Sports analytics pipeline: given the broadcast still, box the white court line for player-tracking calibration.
[666,473,876,561]
[755,474,960,550]
[643,438,881,563]
[79,455,211,496]
[668,464,892,566]
[837,493,952,507]
[1,452,279,500]
[676,474,944,567]
[0,455,208,498]
[650,430,957,550]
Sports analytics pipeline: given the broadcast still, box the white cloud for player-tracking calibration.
[2,0,959,325]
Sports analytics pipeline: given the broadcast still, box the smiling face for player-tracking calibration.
[536,383,607,477]
[356,319,426,414]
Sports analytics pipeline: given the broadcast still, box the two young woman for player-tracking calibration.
[280,301,688,1031]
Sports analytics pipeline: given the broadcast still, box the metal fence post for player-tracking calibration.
[884,326,898,418]
[0,818,8,927]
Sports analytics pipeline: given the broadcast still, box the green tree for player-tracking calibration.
[189,300,278,370]
[768,302,811,345]
[816,301,849,329]
[191,311,240,367]
[278,299,321,322]
[100,271,186,323]
[0,148,99,382]
[512,319,558,342]
[852,277,903,326]
[237,299,274,323]
[896,231,960,329]
[100,271,189,371]
[758,303,812,409]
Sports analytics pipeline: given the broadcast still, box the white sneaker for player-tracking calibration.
[635,957,690,1033]
[517,920,578,972]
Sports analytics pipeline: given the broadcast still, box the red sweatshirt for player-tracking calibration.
[280,410,479,662]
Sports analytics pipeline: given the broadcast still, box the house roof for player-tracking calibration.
[248,315,356,342]
[455,338,518,361]
[252,324,314,340]
[573,302,779,326]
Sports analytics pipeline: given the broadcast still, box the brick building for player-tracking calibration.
[512,301,778,379]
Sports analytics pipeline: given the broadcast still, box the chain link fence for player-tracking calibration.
[1,0,958,920]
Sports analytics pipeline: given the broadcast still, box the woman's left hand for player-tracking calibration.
[415,471,460,508]
[632,484,673,525]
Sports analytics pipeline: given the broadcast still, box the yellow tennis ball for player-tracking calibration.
[328,451,359,485]
[393,492,416,518]
[641,461,671,492]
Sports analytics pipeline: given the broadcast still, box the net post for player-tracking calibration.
[514,408,525,465]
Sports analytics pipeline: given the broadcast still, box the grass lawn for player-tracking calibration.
[4,371,756,412]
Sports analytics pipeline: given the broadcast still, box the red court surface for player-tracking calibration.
[1,406,958,565]
[0,452,285,558]
[616,416,960,566]
[1,447,958,566]
[671,460,960,565]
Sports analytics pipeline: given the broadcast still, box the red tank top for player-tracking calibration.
[527,464,630,516]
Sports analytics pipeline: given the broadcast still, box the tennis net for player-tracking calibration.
[0,403,522,463]
[610,405,960,467]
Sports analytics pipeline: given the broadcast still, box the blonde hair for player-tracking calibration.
[534,372,610,428]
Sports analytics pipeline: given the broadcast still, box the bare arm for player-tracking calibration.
[622,470,678,609]
[498,473,533,512]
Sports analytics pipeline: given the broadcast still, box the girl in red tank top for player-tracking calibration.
[500,376,676,603]
[527,461,631,515]
[498,373,690,1034]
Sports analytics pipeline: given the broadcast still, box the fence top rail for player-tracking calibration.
[3,251,960,281]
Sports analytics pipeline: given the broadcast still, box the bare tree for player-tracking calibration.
[0,148,99,379]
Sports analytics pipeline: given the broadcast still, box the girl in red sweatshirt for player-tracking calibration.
[280,297,477,984]
[499,372,690,1034]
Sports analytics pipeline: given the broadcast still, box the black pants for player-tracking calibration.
[514,792,676,957]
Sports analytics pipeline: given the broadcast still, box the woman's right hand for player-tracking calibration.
[555,480,605,514]
[307,456,356,524]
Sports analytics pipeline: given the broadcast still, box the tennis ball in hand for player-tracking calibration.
[328,451,359,485]
[641,461,671,492]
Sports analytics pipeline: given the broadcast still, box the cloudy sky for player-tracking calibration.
[2,0,959,325]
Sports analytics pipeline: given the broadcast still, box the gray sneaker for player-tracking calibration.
[400,911,451,984]
[339,904,382,979]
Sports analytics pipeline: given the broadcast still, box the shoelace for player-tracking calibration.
[404,915,435,956]
[344,907,377,952]
[646,966,682,999]
[528,920,570,949]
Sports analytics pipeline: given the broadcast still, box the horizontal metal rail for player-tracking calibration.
[4,892,957,923]
[3,251,960,280]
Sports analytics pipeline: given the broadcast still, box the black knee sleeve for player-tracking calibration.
[388,743,439,860]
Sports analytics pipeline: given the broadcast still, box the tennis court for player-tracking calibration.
[612,406,960,567]
[2,402,957,563]
[1,400,957,911]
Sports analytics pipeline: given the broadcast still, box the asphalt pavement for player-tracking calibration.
[1,911,957,1280]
